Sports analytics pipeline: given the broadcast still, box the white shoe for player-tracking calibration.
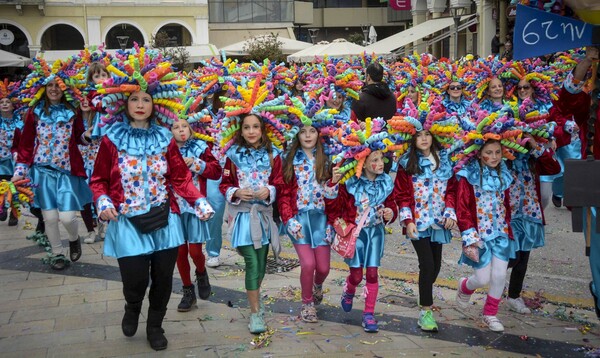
[482,315,504,332]
[97,222,106,240]
[455,277,472,309]
[506,297,531,314]
[206,256,220,268]
[83,231,97,244]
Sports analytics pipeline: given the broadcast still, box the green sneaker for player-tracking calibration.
[418,310,438,332]
[248,313,266,334]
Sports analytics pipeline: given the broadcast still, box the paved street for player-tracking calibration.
[0,205,598,357]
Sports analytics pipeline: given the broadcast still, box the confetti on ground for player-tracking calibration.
[250,328,275,349]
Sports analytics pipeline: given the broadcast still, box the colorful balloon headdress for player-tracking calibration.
[177,87,216,143]
[218,76,289,154]
[513,98,555,144]
[392,53,437,104]
[20,56,87,108]
[500,59,555,103]
[304,60,362,105]
[465,57,513,101]
[0,79,23,110]
[96,45,186,128]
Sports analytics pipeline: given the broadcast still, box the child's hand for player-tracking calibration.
[378,207,393,222]
[287,218,304,239]
[331,165,343,184]
[183,157,194,167]
[234,188,254,201]
[443,217,457,230]
[253,187,270,201]
[406,222,418,239]
[99,208,119,222]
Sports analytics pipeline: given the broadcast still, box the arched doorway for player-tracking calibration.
[105,24,145,50]
[155,23,192,47]
[41,24,84,50]
[0,24,29,57]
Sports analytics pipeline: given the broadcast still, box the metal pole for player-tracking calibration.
[453,16,460,60]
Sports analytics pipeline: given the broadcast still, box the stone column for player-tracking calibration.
[87,16,102,47]
[428,0,446,58]
[411,0,428,54]
[194,16,209,45]
[475,0,495,57]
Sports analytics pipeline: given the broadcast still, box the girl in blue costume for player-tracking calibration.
[171,116,221,311]
[13,61,91,271]
[90,50,214,351]
[326,117,398,333]
[0,79,23,226]
[390,101,459,332]
[454,114,520,332]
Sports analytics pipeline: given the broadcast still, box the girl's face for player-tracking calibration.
[415,131,432,153]
[0,98,14,113]
[364,150,384,177]
[127,91,153,122]
[447,81,463,101]
[171,118,192,143]
[92,70,109,85]
[295,81,304,91]
[407,86,418,104]
[45,79,63,104]
[326,94,343,110]
[487,78,504,101]
[517,79,533,100]
[298,125,318,151]
[479,142,503,168]
[241,114,262,147]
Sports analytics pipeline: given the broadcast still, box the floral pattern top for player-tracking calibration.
[345,174,394,227]
[293,149,326,212]
[0,115,22,160]
[175,139,209,214]
[31,104,76,174]
[509,153,542,224]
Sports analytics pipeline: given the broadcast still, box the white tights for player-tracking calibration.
[42,210,79,256]
[465,256,509,299]
[540,181,553,210]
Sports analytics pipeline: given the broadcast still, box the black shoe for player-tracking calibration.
[69,237,82,262]
[552,195,562,208]
[122,301,143,337]
[49,254,68,271]
[590,282,600,320]
[147,309,168,351]
[8,213,18,226]
[196,270,212,300]
[0,209,7,221]
[35,220,45,234]
[177,285,197,312]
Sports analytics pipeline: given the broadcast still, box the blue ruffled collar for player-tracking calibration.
[33,101,75,124]
[180,138,209,157]
[227,144,282,170]
[0,114,23,131]
[443,97,471,115]
[107,121,173,156]
[292,148,316,165]
[511,152,532,173]
[398,150,453,180]
[346,173,393,207]
[479,99,506,113]
[457,160,513,192]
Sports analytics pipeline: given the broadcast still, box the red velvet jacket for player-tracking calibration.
[278,173,299,224]
[555,87,600,160]
[90,137,204,214]
[17,106,87,178]
[187,142,221,195]
[10,128,21,155]
[219,154,285,204]
[548,98,574,148]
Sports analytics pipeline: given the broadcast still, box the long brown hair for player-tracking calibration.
[283,127,331,184]
[42,89,74,115]
[235,113,272,154]
[404,131,442,176]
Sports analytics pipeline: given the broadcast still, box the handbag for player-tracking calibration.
[128,201,170,234]
[331,209,370,259]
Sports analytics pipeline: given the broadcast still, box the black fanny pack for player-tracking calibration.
[128,201,170,234]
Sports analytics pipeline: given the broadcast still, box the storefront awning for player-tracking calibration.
[38,45,219,63]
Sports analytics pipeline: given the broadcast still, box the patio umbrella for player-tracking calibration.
[287,38,383,63]
[0,49,31,67]
[221,35,312,56]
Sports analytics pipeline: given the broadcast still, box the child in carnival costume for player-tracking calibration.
[89,45,214,351]
[387,98,461,332]
[325,117,400,333]
[0,79,24,225]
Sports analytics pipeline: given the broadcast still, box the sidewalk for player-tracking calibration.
[0,215,599,357]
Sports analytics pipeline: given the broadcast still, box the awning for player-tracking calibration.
[221,35,311,56]
[38,45,219,63]
[365,14,477,54]
[0,49,32,67]
[287,38,386,63]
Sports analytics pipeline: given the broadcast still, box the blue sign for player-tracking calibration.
[513,4,600,60]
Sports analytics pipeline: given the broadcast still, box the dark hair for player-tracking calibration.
[404,131,442,175]
[124,91,156,122]
[283,127,331,184]
[212,89,227,112]
[235,113,272,154]
[366,63,384,83]
[86,62,108,85]
[478,139,503,188]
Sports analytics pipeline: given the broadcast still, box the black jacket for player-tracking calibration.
[351,83,397,122]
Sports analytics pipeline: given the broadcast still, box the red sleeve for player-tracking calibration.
[504,188,513,240]
[199,144,221,181]
[548,104,570,148]
[536,149,561,176]
[456,178,477,233]
[393,168,415,224]
[277,174,297,225]
[11,128,21,154]
[269,155,285,202]
[73,109,86,145]
[384,183,399,223]
[165,140,203,206]
[556,87,591,125]
[444,175,458,210]
[16,108,37,167]
[90,137,123,207]
[325,184,357,225]
[219,157,238,196]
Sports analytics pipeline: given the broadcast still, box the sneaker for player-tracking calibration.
[455,277,472,309]
[506,297,531,314]
[248,313,266,334]
[206,256,220,268]
[313,284,323,306]
[418,309,439,332]
[83,231,97,244]
[482,315,504,332]
[362,313,379,332]
[341,291,354,312]
[552,195,562,208]
[300,303,318,323]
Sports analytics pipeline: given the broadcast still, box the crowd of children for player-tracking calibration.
[1,43,595,350]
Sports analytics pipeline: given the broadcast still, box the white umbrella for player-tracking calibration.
[368,26,377,44]
[287,38,381,63]
[0,49,31,67]
[221,35,312,56]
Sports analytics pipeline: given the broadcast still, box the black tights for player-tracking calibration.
[80,203,95,232]
[411,237,443,307]
[508,250,531,299]
[117,247,179,311]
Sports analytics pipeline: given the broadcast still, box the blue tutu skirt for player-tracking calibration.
[31,166,92,211]
[287,209,329,248]
[104,211,185,258]
[458,235,517,269]
[510,217,544,252]
[345,224,385,268]
[180,212,211,244]
[414,226,452,244]
[0,158,14,176]
[230,211,271,248]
